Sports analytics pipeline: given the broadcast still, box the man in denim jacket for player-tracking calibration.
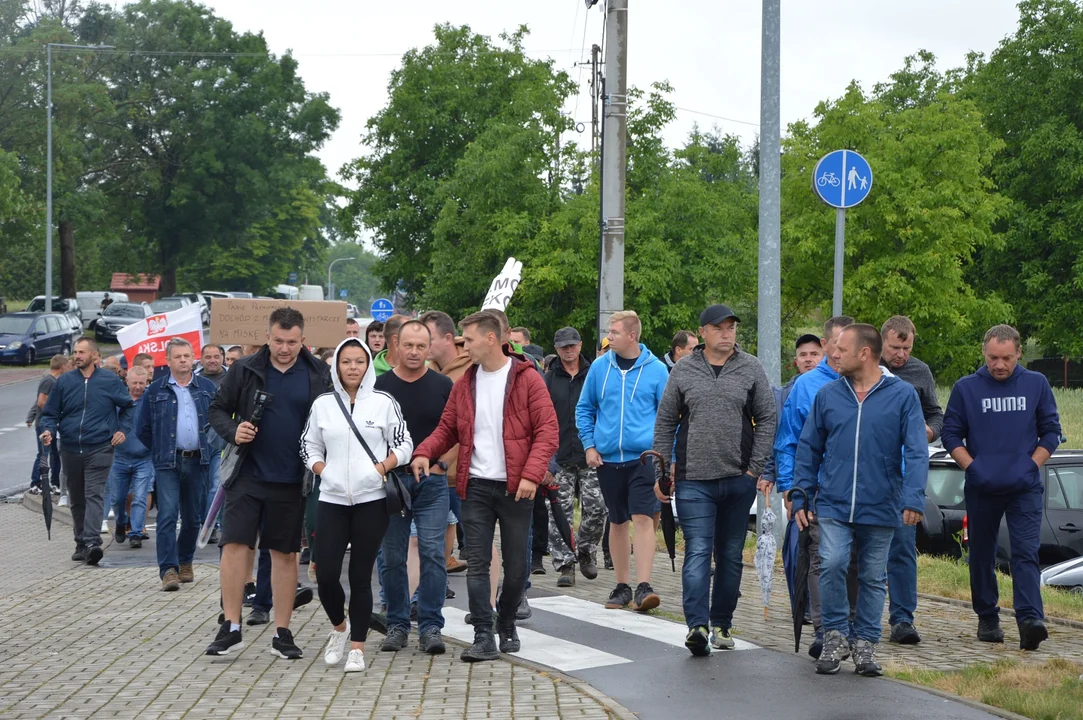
[137,338,218,591]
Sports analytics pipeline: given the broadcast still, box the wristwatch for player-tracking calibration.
[435,460,448,472]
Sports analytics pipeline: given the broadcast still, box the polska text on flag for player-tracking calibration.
[117,303,203,368]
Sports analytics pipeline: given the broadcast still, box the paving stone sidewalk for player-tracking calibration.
[0,505,626,720]
[529,543,1083,672]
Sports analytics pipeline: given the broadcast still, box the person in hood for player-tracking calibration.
[942,324,1061,652]
[652,305,775,656]
[792,324,927,678]
[301,338,413,673]
[576,310,669,613]
[662,329,697,372]
[373,314,408,375]
[772,316,857,659]
[410,310,559,663]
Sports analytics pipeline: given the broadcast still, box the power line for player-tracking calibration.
[0,46,587,59]
[571,4,592,122]
[673,106,759,128]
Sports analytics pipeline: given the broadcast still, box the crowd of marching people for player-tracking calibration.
[28,299,1060,677]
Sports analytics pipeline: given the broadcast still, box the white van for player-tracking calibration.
[298,285,324,301]
[76,291,129,329]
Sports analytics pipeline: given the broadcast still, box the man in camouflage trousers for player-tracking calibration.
[545,328,607,586]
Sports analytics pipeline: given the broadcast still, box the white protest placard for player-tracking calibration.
[481,257,523,311]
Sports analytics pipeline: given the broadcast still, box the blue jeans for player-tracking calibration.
[678,476,757,629]
[253,549,273,613]
[818,518,895,643]
[381,473,450,634]
[154,456,207,578]
[31,432,61,488]
[109,455,155,537]
[886,523,918,626]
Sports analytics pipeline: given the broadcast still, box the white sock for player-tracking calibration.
[230,623,241,632]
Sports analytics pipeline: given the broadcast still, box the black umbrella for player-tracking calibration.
[640,451,676,571]
[40,450,53,540]
[540,480,575,555]
[788,487,812,652]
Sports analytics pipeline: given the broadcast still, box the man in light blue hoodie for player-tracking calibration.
[576,310,669,612]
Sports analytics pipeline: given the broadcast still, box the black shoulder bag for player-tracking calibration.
[333,393,411,517]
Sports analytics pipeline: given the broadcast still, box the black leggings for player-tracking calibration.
[315,499,389,642]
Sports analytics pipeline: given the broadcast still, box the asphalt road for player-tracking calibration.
[0,374,40,496]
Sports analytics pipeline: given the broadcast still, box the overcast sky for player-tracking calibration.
[145,0,1024,180]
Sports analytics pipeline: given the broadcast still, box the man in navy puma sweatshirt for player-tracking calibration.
[941,324,1061,652]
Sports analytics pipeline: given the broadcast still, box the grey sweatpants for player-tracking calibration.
[62,448,115,549]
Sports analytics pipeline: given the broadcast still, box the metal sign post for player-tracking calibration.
[812,149,873,316]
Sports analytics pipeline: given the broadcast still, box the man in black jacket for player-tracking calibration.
[544,327,605,586]
[203,308,332,660]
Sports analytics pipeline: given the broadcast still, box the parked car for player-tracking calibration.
[298,285,323,301]
[150,296,192,314]
[347,304,360,319]
[227,291,254,299]
[0,312,77,365]
[1041,556,1083,594]
[957,450,1083,571]
[175,293,210,326]
[25,296,82,327]
[95,302,153,344]
[915,451,969,558]
[76,291,129,330]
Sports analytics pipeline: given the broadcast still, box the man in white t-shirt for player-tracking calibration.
[411,310,559,663]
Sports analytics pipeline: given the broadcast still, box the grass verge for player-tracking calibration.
[887,658,1083,720]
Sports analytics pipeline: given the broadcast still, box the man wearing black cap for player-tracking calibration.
[652,304,776,656]
[545,327,605,586]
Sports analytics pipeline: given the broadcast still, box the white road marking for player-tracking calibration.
[529,595,761,651]
[440,607,633,672]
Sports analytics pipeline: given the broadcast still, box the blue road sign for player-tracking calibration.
[339,289,348,299]
[287,271,298,284]
[812,150,873,209]
[371,298,394,322]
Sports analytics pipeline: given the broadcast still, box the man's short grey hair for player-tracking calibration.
[983,324,1021,351]
[165,337,194,359]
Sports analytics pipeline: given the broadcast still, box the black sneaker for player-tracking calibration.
[208,528,220,545]
[205,622,243,656]
[632,582,660,612]
[461,631,500,662]
[578,552,598,580]
[85,546,103,566]
[808,635,824,659]
[498,626,520,654]
[381,626,409,652]
[270,627,303,660]
[293,585,313,609]
[72,546,87,562]
[977,616,1005,643]
[246,609,270,626]
[815,630,851,675]
[128,536,142,549]
[852,639,883,676]
[1019,618,1049,651]
[557,565,576,588]
[242,582,256,608]
[889,622,921,645]
[445,584,456,600]
[685,626,711,657]
[515,595,532,620]
[114,526,127,545]
[530,558,546,575]
[419,628,446,655]
[298,547,310,565]
[605,583,633,609]
[603,551,614,570]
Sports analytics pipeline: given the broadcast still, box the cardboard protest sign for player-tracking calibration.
[482,257,523,311]
[117,303,204,368]
[211,299,348,349]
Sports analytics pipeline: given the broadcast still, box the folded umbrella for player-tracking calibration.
[541,480,575,555]
[640,450,676,571]
[40,451,53,540]
[753,491,777,620]
[788,488,813,653]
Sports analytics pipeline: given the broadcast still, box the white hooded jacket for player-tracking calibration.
[301,338,413,506]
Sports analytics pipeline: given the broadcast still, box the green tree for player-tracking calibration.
[781,54,1010,382]
[969,0,1083,354]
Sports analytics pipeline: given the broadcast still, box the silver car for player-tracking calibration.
[1041,556,1083,594]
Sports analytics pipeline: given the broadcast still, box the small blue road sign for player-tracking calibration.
[812,150,873,209]
[339,289,348,299]
[370,298,394,322]
[287,271,298,284]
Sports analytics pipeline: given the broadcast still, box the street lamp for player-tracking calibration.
[45,43,114,312]
[327,257,355,301]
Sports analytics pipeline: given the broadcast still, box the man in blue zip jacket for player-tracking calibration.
[941,324,1061,651]
[792,324,928,677]
[576,310,669,612]
[40,337,135,566]
[138,338,218,591]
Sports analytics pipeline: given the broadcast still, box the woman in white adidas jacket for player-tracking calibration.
[301,337,412,673]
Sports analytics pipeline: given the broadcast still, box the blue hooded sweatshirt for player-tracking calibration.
[941,364,1061,495]
[772,356,839,493]
[791,370,928,528]
[576,344,668,464]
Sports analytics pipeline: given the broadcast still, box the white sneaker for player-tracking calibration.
[307,563,317,584]
[324,623,350,666]
[58,495,69,507]
[108,509,115,519]
[343,649,365,673]
[101,520,109,534]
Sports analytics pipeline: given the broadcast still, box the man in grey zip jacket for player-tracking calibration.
[652,304,775,656]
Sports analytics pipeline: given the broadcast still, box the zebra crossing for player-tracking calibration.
[440,592,760,673]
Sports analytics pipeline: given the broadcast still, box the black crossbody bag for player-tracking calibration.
[333,393,411,517]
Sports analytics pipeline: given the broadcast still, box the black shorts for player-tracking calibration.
[220,474,304,554]
[597,460,660,525]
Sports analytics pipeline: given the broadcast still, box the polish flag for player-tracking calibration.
[117,303,203,367]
